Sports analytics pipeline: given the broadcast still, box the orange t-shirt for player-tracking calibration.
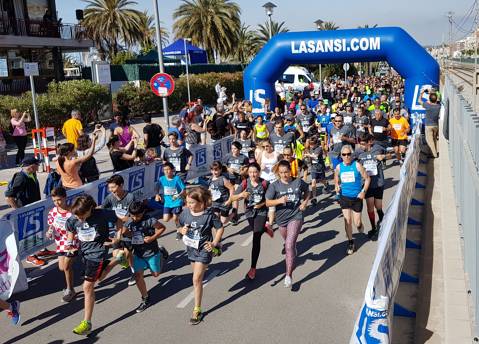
[389,117,409,140]
[56,159,82,188]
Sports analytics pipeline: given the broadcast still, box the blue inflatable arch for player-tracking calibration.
[244,27,439,123]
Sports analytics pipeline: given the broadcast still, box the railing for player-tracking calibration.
[443,75,479,336]
[0,15,85,40]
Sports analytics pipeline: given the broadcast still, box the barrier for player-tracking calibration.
[350,124,422,343]
[3,135,234,261]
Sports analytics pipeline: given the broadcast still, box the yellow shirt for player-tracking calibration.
[62,118,83,147]
[389,117,409,140]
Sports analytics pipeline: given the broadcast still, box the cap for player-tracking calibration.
[22,157,40,166]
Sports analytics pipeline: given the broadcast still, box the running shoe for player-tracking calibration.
[230,214,239,226]
[62,289,76,303]
[284,275,292,289]
[159,245,169,260]
[135,297,150,313]
[36,249,57,258]
[367,228,378,239]
[72,320,92,336]
[26,255,45,266]
[176,232,183,241]
[347,241,355,255]
[246,268,256,280]
[7,300,20,326]
[264,223,274,238]
[128,275,136,286]
[190,309,203,325]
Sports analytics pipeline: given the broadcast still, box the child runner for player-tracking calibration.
[122,201,166,313]
[66,195,122,336]
[0,299,20,325]
[178,187,224,325]
[46,186,76,302]
[208,161,235,225]
[162,131,193,183]
[303,137,329,205]
[265,160,310,288]
[156,162,186,240]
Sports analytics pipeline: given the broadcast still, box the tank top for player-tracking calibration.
[118,126,132,147]
[339,162,363,198]
[260,151,278,182]
[255,123,269,139]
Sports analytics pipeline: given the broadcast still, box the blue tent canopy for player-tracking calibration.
[162,39,208,64]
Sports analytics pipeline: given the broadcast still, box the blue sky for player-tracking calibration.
[56,0,477,46]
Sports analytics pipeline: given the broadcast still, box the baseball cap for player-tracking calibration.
[22,157,40,166]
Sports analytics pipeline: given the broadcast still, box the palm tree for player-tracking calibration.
[234,23,257,64]
[319,21,339,31]
[253,20,289,50]
[173,0,241,62]
[82,0,143,60]
[138,11,169,54]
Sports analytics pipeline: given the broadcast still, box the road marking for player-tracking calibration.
[176,269,221,309]
[241,234,253,247]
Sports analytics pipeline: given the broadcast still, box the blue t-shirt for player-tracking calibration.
[316,113,331,127]
[159,175,185,208]
[308,98,319,110]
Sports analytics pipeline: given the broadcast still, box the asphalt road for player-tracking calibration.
[0,163,400,344]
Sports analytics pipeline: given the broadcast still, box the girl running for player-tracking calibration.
[178,187,224,325]
[208,161,235,225]
[265,160,310,288]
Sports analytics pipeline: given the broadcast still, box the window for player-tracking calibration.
[298,74,311,83]
[280,74,294,83]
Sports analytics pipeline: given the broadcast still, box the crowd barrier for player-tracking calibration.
[350,124,422,343]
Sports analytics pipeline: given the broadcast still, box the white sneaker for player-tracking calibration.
[284,275,292,289]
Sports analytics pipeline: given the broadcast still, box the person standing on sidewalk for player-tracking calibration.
[10,109,31,166]
[142,114,165,156]
[419,88,440,158]
[62,110,84,148]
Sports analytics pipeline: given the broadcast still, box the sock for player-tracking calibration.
[368,211,376,228]
[348,239,354,244]
[377,209,384,222]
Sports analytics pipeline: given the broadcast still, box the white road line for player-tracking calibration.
[176,269,221,309]
[241,234,253,247]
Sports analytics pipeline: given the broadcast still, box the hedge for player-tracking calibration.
[0,80,110,130]
[115,72,244,117]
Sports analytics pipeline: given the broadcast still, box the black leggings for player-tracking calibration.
[13,135,28,164]
[247,214,267,268]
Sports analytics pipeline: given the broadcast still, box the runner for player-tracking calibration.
[334,145,371,255]
[389,107,410,164]
[66,195,122,336]
[0,299,20,325]
[237,129,256,163]
[329,113,356,170]
[122,201,166,313]
[227,162,274,280]
[265,160,310,288]
[281,147,305,180]
[269,120,295,155]
[208,161,235,225]
[296,104,317,140]
[178,187,224,325]
[303,137,328,205]
[162,131,193,183]
[369,109,391,152]
[253,115,269,142]
[46,186,77,302]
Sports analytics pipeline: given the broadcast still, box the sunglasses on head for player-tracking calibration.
[342,153,352,157]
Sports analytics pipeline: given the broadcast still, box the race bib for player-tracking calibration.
[373,126,384,134]
[344,116,352,124]
[274,144,284,153]
[164,186,177,196]
[230,163,241,172]
[114,207,128,218]
[132,232,144,245]
[287,193,297,203]
[302,121,310,132]
[253,193,262,204]
[393,123,402,131]
[54,216,68,229]
[183,230,200,249]
[332,133,342,144]
[171,158,181,171]
[363,160,378,176]
[341,171,356,183]
[210,187,221,201]
[78,225,96,242]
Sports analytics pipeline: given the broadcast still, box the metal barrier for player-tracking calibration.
[443,75,479,336]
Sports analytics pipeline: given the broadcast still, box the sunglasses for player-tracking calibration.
[342,153,352,157]
[334,120,343,123]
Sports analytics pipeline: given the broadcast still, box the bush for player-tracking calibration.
[0,80,111,130]
[115,72,244,116]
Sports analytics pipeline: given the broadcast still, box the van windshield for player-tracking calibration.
[307,72,318,82]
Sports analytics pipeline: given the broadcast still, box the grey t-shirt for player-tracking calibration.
[296,112,315,133]
[66,209,117,261]
[265,178,309,226]
[235,178,269,218]
[223,153,248,179]
[309,146,326,173]
[329,125,356,158]
[125,215,159,258]
[102,192,137,218]
[238,139,255,158]
[162,146,192,172]
[423,102,440,126]
[358,146,385,188]
[270,132,295,154]
[209,174,230,207]
[178,208,222,248]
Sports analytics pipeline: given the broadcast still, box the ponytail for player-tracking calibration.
[57,143,75,172]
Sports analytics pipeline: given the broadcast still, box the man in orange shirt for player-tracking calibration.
[62,110,84,147]
[389,107,410,164]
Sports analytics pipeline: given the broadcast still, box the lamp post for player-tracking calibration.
[153,0,169,127]
[183,38,192,106]
[262,2,276,39]
[315,19,323,98]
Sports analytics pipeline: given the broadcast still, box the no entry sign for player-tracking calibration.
[150,73,175,97]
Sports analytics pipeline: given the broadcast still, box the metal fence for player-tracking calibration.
[443,75,479,335]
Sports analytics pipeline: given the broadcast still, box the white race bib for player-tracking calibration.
[210,187,221,201]
[393,123,402,131]
[183,230,200,249]
[332,133,342,144]
[287,193,297,203]
[253,194,262,204]
[78,225,96,242]
[373,126,384,133]
[341,171,356,183]
[363,160,378,176]
[164,186,177,196]
[132,232,144,245]
[274,144,284,153]
[114,207,128,218]
[344,116,352,124]
[171,158,181,171]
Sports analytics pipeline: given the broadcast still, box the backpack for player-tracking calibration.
[43,170,62,196]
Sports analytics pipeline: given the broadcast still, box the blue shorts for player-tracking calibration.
[133,252,161,273]
[163,206,182,215]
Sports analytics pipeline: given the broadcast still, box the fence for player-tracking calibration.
[443,76,479,336]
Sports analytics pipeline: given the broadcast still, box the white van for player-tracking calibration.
[275,66,320,94]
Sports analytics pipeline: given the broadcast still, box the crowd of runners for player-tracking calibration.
[2,72,429,335]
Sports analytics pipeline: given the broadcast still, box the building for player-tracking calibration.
[0,0,93,94]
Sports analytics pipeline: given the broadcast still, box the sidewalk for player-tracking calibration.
[415,133,474,343]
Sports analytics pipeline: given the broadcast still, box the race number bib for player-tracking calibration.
[253,193,262,204]
[332,133,342,144]
[393,123,402,131]
[171,158,181,171]
[320,127,326,133]
[230,163,241,172]
[210,187,221,201]
[287,193,297,203]
[114,207,128,218]
[131,232,144,245]
[302,121,310,132]
[183,230,200,249]
[164,186,177,196]
[363,160,378,176]
[373,126,384,134]
[340,171,356,183]
[274,144,284,153]
[344,116,352,124]
[78,225,96,242]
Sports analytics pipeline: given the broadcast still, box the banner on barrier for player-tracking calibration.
[4,136,233,261]
[351,125,422,343]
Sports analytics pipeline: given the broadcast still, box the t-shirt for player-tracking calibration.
[223,153,248,179]
[158,175,185,208]
[308,146,326,172]
[370,117,389,142]
[211,115,229,140]
[102,192,137,219]
[11,118,27,136]
[358,146,385,188]
[234,120,252,136]
[329,126,355,158]
[56,160,82,189]
[356,115,370,133]
[62,118,83,147]
[423,102,441,126]
[48,207,74,253]
[238,139,255,158]
[389,117,409,140]
[178,208,222,249]
[5,171,41,207]
[209,175,230,207]
[162,146,192,173]
[235,178,269,218]
[143,123,163,148]
[125,215,159,258]
[110,150,133,172]
[296,113,315,133]
[342,112,356,127]
[265,178,309,226]
[65,209,117,261]
[269,132,295,154]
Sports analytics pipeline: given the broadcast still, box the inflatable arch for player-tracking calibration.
[243,27,440,124]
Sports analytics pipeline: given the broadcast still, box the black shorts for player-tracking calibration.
[186,246,212,265]
[112,240,133,251]
[212,202,231,217]
[311,170,326,181]
[83,258,110,282]
[391,139,408,147]
[247,213,268,233]
[339,195,363,212]
[366,187,384,200]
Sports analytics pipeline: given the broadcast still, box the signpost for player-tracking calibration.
[343,63,350,84]
[150,73,175,97]
[24,62,42,165]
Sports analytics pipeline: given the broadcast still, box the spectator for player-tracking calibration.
[10,109,31,165]
[142,114,165,156]
[62,110,84,148]
[107,135,138,172]
[168,115,185,146]
[419,88,440,158]
[77,124,106,183]
[113,114,140,150]
[109,111,122,134]
[184,107,207,148]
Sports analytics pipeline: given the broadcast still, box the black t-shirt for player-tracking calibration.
[110,150,133,172]
[143,123,163,148]
[234,120,252,137]
[5,171,41,207]
[125,215,159,258]
[370,117,389,142]
[211,115,229,140]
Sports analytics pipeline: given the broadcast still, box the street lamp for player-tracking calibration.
[315,19,324,98]
[153,0,169,128]
[262,2,276,39]
[183,38,192,107]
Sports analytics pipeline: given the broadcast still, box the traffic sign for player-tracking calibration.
[24,62,39,76]
[343,63,350,72]
[150,73,175,97]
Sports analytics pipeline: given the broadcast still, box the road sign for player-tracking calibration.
[343,63,350,72]
[93,62,111,85]
[24,62,39,76]
[150,73,175,97]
